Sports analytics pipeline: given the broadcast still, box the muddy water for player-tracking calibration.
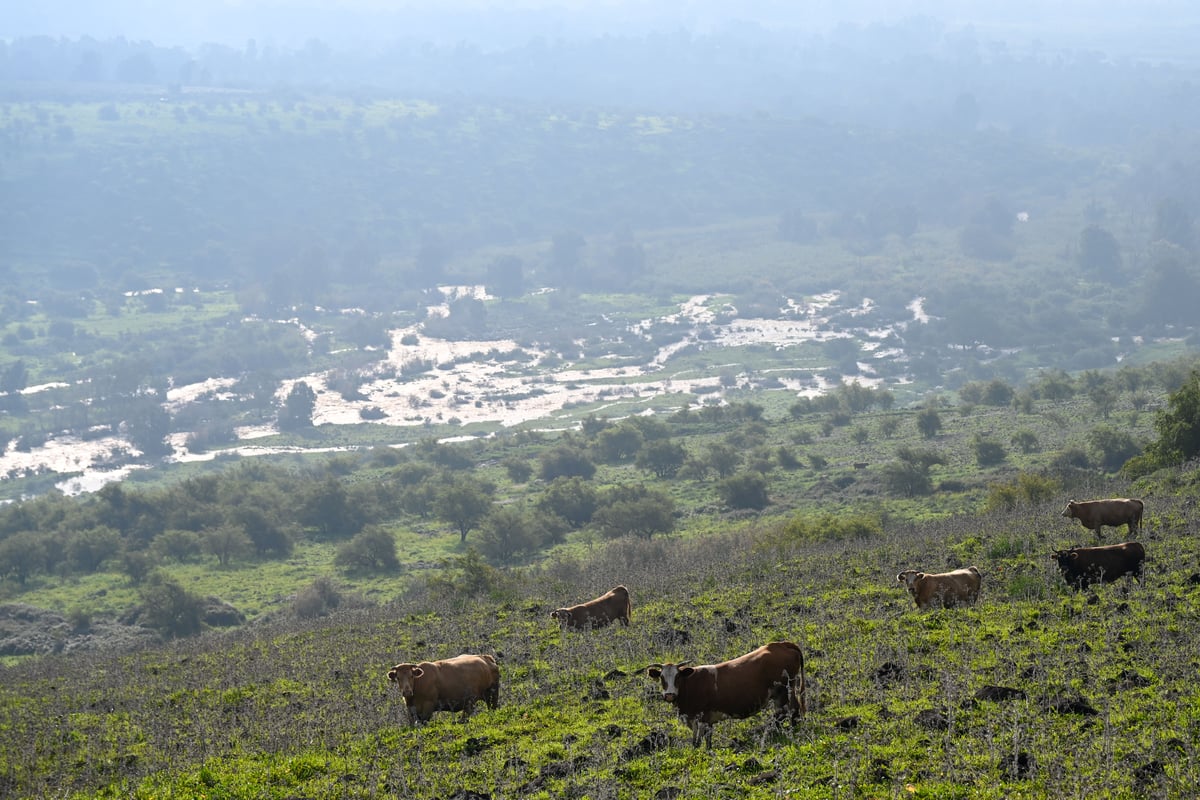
[0,289,917,495]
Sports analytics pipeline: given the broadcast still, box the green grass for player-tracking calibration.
[5,483,1199,798]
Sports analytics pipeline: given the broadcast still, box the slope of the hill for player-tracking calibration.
[1,458,1197,798]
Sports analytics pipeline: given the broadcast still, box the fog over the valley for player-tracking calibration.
[2,0,1199,498]
[5,0,1200,55]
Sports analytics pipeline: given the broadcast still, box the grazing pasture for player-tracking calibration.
[2,470,1198,798]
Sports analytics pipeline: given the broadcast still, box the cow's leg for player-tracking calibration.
[701,721,714,750]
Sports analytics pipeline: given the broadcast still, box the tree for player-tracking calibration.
[718,472,769,510]
[335,526,400,573]
[154,529,203,562]
[1154,197,1195,250]
[706,443,742,477]
[592,491,676,542]
[0,359,28,394]
[537,477,598,528]
[1011,430,1040,454]
[477,507,541,564]
[139,572,204,638]
[916,407,943,439]
[124,394,172,457]
[1131,370,1200,472]
[434,477,495,543]
[539,446,596,481]
[0,532,46,585]
[203,524,252,567]
[415,230,450,285]
[299,477,363,540]
[1078,225,1123,281]
[279,381,316,431]
[972,435,1007,467]
[635,439,687,478]
[548,230,585,286]
[231,507,293,558]
[592,424,644,463]
[486,255,524,299]
[66,526,121,573]
[1087,425,1142,472]
[883,447,946,496]
[1136,243,1200,328]
[502,458,533,484]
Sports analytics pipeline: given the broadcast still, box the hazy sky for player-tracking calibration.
[4,0,1198,54]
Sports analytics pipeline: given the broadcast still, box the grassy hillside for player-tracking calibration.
[1,456,1198,798]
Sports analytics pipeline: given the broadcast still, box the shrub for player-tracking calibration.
[334,526,400,574]
[973,435,1007,467]
[293,577,341,619]
[718,471,769,510]
[139,572,204,638]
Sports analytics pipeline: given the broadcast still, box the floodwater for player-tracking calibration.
[0,289,922,496]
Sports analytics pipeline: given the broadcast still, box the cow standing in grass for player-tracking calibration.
[386,654,500,726]
[896,566,982,610]
[551,585,632,630]
[1061,498,1143,538]
[1051,542,1145,590]
[643,641,806,748]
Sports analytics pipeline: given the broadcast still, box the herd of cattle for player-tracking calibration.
[386,497,1147,748]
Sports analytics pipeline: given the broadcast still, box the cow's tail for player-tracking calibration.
[797,649,807,716]
[1133,500,1145,532]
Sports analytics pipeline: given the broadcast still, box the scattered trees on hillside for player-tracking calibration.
[1127,369,1200,475]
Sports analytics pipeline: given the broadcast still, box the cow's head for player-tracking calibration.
[550,609,572,625]
[1050,548,1078,570]
[1062,501,1079,518]
[387,663,423,699]
[896,570,923,589]
[645,661,693,702]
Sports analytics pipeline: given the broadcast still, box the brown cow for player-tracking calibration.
[1051,541,1145,590]
[643,641,806,748]
[551,585,631,630]
[896,566,982,610]
[1061,498,1143,538]
[386,654,500,726]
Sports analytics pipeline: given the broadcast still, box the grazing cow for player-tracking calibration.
[1051,541,1145,590]
[643,641,806,748]
[386,654,500,726]
[896,566,982,610]
[1061,498,1144,538]
[551,585,631,630]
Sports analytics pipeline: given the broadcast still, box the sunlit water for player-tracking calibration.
[0,289,925,496]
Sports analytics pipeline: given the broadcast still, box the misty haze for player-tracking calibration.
[1,2,1200,797]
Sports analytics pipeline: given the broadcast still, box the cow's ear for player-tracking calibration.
[647,667,662,678]
[678,667,695,678]
[1068,553,1079,562]
[411,667,424,678]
